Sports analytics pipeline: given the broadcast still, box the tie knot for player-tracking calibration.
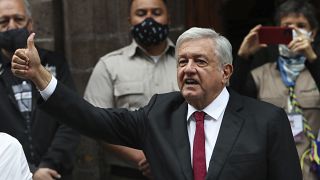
[194,111,205,122]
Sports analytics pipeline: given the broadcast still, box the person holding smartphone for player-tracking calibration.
[230,1,320,180]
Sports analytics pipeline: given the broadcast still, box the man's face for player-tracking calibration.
[0,0,31,32]
[129,0,169,26]
[177,38,232,109]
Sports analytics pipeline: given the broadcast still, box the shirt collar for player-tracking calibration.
[187,87,230,121]
[125,38,175,59]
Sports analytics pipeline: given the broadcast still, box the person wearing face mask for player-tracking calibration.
[230,0,320,179]
[0,0,79,180]
[83,0,177,179]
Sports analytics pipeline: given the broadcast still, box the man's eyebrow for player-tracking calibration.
[135,6,162,10]
[0,14,26,18]
[177,54,206,58]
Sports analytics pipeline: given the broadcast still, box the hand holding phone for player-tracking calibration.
[258,26,293,45]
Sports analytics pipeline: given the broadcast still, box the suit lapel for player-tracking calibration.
[172,101,193,180]
[206,90,246,179]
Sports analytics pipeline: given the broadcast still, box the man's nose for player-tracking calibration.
[7,19,19,30]
[145,11,156,19]
[184,61,197,73]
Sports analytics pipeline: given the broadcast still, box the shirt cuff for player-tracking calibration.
[39,75,57,101]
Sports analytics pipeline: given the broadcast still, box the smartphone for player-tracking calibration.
[258,26,293,45]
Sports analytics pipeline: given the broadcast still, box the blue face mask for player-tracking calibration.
[0,28,29,53]
[131,18,169,46]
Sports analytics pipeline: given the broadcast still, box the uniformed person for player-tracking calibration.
[83,0,178,179]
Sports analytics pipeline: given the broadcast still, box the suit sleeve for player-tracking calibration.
[230,46,277,95]
[242,73,258,98]
[38,50,79,174]
[40,82,148,150]
[230,55,254,94]
[267,107,302,180]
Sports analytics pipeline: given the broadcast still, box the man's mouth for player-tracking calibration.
[184,79,198,85]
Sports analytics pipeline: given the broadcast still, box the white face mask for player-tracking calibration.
[279,28,312,58]
[292,28,312,40]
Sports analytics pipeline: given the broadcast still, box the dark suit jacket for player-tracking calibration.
[41,83,302,180]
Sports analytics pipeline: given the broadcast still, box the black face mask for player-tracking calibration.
[131,18,169,46]
[0,28,29,53]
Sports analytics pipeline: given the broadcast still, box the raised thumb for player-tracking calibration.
[27,33,36,50]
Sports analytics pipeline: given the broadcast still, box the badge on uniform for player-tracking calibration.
[287,113,303,143]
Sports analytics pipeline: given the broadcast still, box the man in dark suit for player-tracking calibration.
[0,0,79,179]
[12,27,302,180]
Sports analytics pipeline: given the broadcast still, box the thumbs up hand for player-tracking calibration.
[12,33,52,90]
[25,33,41,71]
[12,33,39,79]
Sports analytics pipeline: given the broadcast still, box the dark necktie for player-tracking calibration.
[193,111,206,180]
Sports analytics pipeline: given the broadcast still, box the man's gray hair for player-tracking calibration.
[175,27,233,66]
[0,0,32,17]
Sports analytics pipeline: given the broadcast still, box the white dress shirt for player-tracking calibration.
[187,87,229,170]
[39,75,57,101]
[0,133,33,180]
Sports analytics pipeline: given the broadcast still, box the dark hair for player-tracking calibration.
[129,0,167,7]
[274,0,318,30]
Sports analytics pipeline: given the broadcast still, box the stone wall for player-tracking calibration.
[29,0,55,51]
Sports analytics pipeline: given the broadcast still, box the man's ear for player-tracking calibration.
[222,64,233,84]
